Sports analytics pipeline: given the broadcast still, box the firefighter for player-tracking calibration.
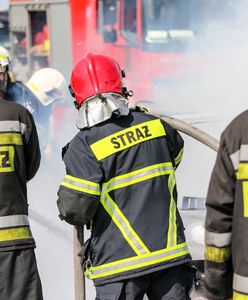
[204,110,248,299]
[57,52,196,299]
[4,64,67,153]
[0,52,43,299]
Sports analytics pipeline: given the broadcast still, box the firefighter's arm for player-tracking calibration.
[204,136,235,300]
[57,135,102,226]
[24,110,41,181]
[164,121,184,169]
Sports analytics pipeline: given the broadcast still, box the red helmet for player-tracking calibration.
[70,52,126,108]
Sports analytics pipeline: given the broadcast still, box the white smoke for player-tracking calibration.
[26,1,248,299]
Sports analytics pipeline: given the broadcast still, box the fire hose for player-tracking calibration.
[156,113,219,152]
[74,113,220,300]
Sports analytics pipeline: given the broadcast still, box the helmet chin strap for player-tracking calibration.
[76,93,129,129]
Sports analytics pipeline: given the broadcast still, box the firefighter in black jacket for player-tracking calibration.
[0,54,43,299]
[205,110,248,300]
[57,53,195,299]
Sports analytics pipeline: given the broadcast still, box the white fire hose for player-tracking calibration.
[152,112,219,152]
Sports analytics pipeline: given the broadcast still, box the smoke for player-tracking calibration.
[10,1,248,298]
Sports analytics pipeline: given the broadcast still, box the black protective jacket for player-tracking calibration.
[57,109,192,285]
[205,110,248,299]
[0,98,40,251]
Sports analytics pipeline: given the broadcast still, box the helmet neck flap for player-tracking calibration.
[76,92,129,129]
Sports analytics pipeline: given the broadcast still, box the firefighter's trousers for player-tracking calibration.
[95,263,195,300]
[0,248,43,300]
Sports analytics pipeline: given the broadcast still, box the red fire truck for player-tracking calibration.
[8,0,239,106]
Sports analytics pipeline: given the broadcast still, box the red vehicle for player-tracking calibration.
[9,0,240,106]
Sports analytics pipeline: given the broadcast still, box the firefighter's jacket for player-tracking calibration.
[57,110,192,285]
[0,99,40,251]
[205,110,248,300]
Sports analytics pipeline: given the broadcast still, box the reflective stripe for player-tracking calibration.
[0,121,26,134]
[0,215,30,228]
[90,119,166,161]
[230,145,248,171]
[101,163,175,256]
[85,242,189,279]
[102,163,174,192]
[234,273,248,295]
[0,227,32,242]
[243,182,248,217]
[101,193,150,256]
[174,148,184,166]
[0,133,23,145]
[60,175,100,196]
[167,172,177,247]
[205,230,231,247]
[237,163,248,180]
[234,291,248,299]
[205,245,231,263]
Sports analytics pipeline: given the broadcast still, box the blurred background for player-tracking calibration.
[1,0,248,299]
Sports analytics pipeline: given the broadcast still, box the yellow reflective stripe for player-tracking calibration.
[0,133,23,145]
[0,227,32,242]
[167,172,177,247]
[90,119,166,161]
[61,175,100,196]
[0,146,15,172]
[174,148,184,166]
[85,242,189,279]
[101,193,150,256]
[237,163,248,180]
[104,162,174,192]
[233,291,248,299]
[205,245,231,263]
[101,162,175,256]
[242,182,248,217]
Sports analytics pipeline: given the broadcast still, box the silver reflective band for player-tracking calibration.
[90,243,189,277]
[167,173,176,247]
[205,230,231,247]
[233,273,248,294]
[230,145,248,171]
[62,177,100,193]
[0,121,26,134]
[0,215,30,229]
[102,164,174,192]
[101,193,148,255]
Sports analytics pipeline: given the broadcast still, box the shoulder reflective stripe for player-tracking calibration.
[60,175,100,196]
[0,121,27,134]
[0,133,23,145]
[90,119,166,161]
[230,145,248,171]
[174,148,184,166]
[233,273,248,295]
[102,163,174,192]
[237,163,248,180]
[233,291,248,299]
[0,227,32,242]
[167,172,177,247]
[0,215,30,228]
[205,230,231,247]
[205,245,231,263]
[85,242,189,279]
[101,193,150,256]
